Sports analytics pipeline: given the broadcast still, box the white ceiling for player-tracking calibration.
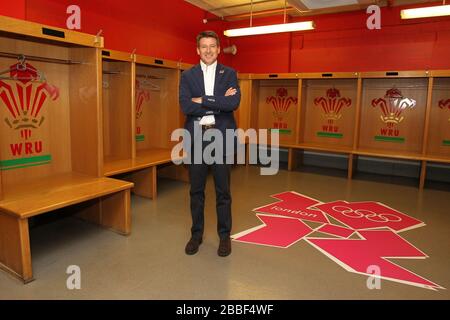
[185,0,289,17]
[185,0,437,20]
[295,0,359,10]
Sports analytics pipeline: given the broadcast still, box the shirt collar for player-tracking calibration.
[200,60,217,73]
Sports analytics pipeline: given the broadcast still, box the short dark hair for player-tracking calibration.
[196,31,220,47]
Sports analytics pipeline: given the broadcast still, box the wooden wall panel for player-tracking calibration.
[236,79,251,130]
[102,60,133,161]
[301,79,357,148]
[250,81,259,130]
[426,78,450,158]
[0,37,72,187]
[135,65,178,151]
[70,48,102,177]
[358,78,428,155]
[235,79,252,146]
[256,79,299,145]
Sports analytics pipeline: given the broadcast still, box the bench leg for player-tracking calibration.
[158,164,189,183]
[177,165,190,183]
[245,143,249,166]
[129,166,157,199]
[76,189,131,235]
[0,213,33,283]
[348,154,358,179]
[419,160,427,190]
[288,148,302,171]
[288,148,294,171]
[100,189,131,235]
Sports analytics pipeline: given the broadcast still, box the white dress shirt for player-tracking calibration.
[199,60,216,125]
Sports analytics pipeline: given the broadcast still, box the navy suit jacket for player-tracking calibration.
[179,62,241,156]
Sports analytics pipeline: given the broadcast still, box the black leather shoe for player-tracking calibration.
[218,237,231,257]
[185,237,202,255]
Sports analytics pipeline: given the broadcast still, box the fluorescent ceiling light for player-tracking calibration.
[401,4,450,19]
[224,21,315,37]
[296,0,357,10]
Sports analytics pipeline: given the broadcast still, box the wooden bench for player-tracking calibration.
[101,51,189,198]
[0,173,133,283]
[283,144,450,189]
[0,17,134,283]
[238,71,450,188]
[104,147,182,199]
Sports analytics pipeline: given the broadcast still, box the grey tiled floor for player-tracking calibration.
[0,165,449,299]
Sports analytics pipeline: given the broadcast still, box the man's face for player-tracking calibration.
[197,37,220,66]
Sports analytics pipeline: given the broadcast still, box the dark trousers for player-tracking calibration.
[188,161,232,240]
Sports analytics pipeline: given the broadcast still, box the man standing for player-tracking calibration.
[179,31,241,257]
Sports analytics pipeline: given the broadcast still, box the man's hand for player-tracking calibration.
[225,87,237,97]
[191,97,202,104]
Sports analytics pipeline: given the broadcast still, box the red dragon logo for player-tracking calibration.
[266,88,297,129]
[314,88,351,124]
[135,79,150,120]
[0,61,59,140]
[372,88,416,128]
[438,98,450,123]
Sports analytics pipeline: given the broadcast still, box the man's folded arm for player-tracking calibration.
[201,72,241,112]
[179,73,218,117]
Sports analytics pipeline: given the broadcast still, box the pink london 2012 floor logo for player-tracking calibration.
[232,191,444,291]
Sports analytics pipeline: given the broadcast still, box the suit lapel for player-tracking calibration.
[192,64,205,95]
[214,63,224,96]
